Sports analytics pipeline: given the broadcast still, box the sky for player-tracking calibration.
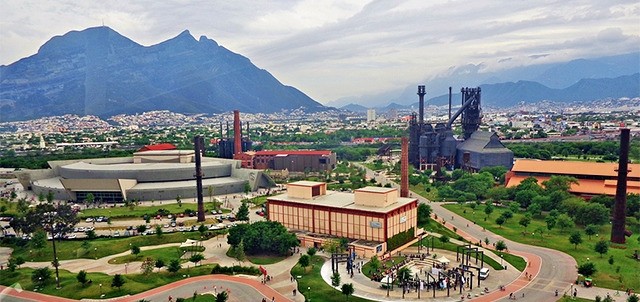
[1,0,639,104]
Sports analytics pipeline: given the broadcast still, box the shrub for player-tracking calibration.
[210,264,261,275]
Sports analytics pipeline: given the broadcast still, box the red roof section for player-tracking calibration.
[254,150,332,156]
[511,159,639,178]
[138,143,177,152]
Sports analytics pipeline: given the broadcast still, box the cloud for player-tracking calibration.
[1,0,639,103]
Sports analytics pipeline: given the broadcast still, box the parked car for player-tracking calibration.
[85,218,94,223]
[479,268,490,280]
[113,231,120,237]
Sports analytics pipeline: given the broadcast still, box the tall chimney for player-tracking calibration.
[194,136,205,222]
[417,85,426,124]
[401,137,409,198]
[234,110,241,155]
[611,128,630,244]
[448,86,452,120]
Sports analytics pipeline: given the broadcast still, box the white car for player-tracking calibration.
[479,268,490,280]
[85,218,94,223]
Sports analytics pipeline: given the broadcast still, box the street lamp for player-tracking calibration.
[99,283,103,295]
[308,286,311,301]
[500,255,504,267]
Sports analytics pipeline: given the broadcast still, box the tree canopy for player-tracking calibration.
[227,221,299,256]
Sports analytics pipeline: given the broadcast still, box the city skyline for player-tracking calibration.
[2,0,639,104]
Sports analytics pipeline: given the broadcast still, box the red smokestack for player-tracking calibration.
[234,110,241,155]
[401,137,409,198]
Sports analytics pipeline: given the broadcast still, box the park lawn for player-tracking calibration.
[410,183,439,201]
[443,203,640,291]
[246,254,288,265]
[3,232,202,262]
[557,297,594,302]
[0,265,215,300]
[291,255,375,302]
[0,198,19,216]
[108,246,205,264]
[79,202,229,219]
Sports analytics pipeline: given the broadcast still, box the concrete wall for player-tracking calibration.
[59,163,232,182]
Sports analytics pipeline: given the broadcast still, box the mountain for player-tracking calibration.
[415,73,640,108]
[0,27,325,122]
[340,103,368,113]
[332,52,640,107]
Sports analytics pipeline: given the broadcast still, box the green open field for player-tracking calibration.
[108,246,205,264]
[0,265,215,300]
[443,203,640,291]
[79,202,228,219]
[2,232,205,262]
[291,255,375,302]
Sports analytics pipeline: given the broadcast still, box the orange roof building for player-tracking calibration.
[506,159,640,198]
[138,143,177,152]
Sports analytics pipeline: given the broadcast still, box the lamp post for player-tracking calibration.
[500,255,504,268]
[308,286,311,301]
[99,283,103,295]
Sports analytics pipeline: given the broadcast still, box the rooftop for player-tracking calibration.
[269,190,416,213]
[511,159,639,178]
[255,150,333,156]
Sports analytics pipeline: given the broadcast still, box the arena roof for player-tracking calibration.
[511,159,639,178]
[506,175,640,196]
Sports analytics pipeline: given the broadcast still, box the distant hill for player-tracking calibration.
[340,103,368,113]
[417,73,640,108]
[332,52,640,108]
[0,27,325,122]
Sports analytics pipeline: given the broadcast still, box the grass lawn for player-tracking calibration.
[443,203,640,291]
[3,232,203,262]
[108,246,205,264]
[0,199,19,216]
[246,254,288,265]
[291,255,375,302]
[0,265,215,300]
[410,183,439,201]
[79,202,229,219]
[557,297,594,302]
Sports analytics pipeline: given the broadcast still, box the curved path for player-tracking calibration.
[423,201,577,301]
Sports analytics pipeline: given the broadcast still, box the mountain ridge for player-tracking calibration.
[0,26,325,122]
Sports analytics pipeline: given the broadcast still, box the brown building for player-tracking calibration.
[267,181,418,257]
[506,159,640,198]
[238,150,337,172]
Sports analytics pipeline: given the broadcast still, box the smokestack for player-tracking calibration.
[194,136,205,222]
[234,110,241,155]
[448,86,452,120]
[611,128,631,244]
[401,137,409,198]
[417,85,426,124]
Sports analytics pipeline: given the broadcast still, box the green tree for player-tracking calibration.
[495,240,507,251]
[368,255,381,274]
[298,254,311,272]
[545,215,556,231]
[155,225,163,237]
[136,224,147,234]
[198,224,207,237]
[85,229,97,239]
[628,294,639,302]
[495,216,506,228]
[167,259,182,274]
[484,203,494,218]
[594,240,609,257]
[176,195,182,207]
[501,210,514,221]
[514,189,538,208]
[31,267,52,285]
[141,257,155,275]
[307,247,317,257]
[111,274,125,289]
[85,193,95,208]
[215,291,229,302]
[189,253,205,267]
[542,175,578,193]
[519,214,531,233]
[235,240,246,262]
[527,202,542,218]
[556,214,574,233]
[331,271,341,287]
[31,229,47,252]
[585,225,598,240]
[236,201,249,221]
[569,231,583,249]
[417,203,432,225]
[341,283,355,301]
[439,235,450,246]
[76,270,88,287]
[46,190,54,203]
[155,259,165,271]
[38,192,46,203]
[577,262,596,277]
[131,245,141,256]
